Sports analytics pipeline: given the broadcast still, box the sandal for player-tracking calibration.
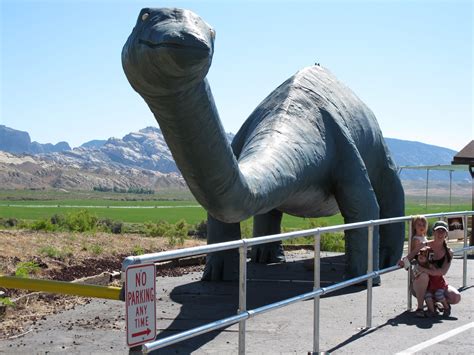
[443,305,451,317]
[434,302,444,313]
[426,310,437,318]
[415,309,425,318]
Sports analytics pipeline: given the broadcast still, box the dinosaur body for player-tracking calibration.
[122,8,405,281]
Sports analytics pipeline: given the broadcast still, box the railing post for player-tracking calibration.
[313,230,321,354]
[406,219,412,310]
[463,215,468,288]
[366,224,373,329]
[238,243,247,355]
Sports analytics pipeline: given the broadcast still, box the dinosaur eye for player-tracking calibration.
[141,13,149,21]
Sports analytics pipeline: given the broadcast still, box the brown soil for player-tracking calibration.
[0,229,205,339]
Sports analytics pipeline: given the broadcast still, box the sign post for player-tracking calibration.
[125,263,157,347]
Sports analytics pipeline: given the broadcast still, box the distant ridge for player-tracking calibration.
[0,125,469,191]
[80,139,107,149]
[0,125,71,154]
[384,138,469,181]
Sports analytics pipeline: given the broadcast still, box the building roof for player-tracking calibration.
[452,140,474,165]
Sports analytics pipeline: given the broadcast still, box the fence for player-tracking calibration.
[121,211,473,354]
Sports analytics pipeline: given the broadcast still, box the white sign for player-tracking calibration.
[125,263,157,347]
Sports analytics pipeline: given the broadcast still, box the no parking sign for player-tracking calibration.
[125,263,156,347]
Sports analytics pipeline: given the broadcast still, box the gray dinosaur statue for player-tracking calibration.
[122,8,405,281]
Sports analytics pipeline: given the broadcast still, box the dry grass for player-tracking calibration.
[0,230,204,275]
[0,229,205,339]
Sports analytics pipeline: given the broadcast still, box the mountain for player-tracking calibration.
[0,126,185,191]
[385,138,457,166]
[0,125,71,154]
[384,138,469,181]
[0,125,469,191]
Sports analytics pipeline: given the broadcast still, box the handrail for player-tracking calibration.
[121,210,473,354]
[122,211,471,269]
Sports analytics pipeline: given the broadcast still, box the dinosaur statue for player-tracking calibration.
[122,8,405,281]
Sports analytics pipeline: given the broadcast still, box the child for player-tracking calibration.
[411,215,428,251]
[415,246,451,317]
[399,216,430,317]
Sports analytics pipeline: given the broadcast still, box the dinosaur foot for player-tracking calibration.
[201,250,239,281]
[250,242,286,264]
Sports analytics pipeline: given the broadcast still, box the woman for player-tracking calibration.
[399,220,461,317]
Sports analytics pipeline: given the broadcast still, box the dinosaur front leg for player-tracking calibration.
[371,162,405,268]
[202,214,240,281]
[251,209,285,263]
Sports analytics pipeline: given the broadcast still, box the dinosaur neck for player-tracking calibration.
[143,80,256,222]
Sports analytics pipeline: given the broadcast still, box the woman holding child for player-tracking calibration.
[399,217,461,317]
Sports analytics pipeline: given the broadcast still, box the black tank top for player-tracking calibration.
[431,254,447,268]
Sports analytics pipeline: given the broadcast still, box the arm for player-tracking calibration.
[418,250,453,276]
[411,238,424,252]
[398,241,425,265]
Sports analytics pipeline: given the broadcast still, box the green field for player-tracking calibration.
[0,189,470,228]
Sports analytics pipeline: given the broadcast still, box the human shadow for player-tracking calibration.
[325,297,462,353]
[150,254,373,354]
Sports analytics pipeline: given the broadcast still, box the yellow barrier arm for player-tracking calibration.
[0,276,122,301]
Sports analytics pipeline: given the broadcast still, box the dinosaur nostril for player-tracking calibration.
[141,13,149,21]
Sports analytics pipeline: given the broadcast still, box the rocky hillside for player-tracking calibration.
[0,126,187,191]
[0,150,185,191]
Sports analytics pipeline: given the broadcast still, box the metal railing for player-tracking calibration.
[121,211,473,354]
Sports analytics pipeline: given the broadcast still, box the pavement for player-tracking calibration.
[0,249,472,354]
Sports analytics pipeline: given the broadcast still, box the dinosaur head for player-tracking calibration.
[122,8,215,96]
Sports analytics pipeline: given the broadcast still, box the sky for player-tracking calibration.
[1,0,472,151]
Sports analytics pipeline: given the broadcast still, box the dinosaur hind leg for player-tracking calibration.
[202,214,240,281]
[250,209,285,263]
[332,145,381,283]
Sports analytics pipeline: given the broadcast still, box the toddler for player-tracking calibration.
[415,246,451,317]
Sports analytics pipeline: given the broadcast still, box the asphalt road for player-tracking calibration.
[0,250,472,354]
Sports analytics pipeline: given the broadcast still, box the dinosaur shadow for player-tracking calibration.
[150,254,371,354]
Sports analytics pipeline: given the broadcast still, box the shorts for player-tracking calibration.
[425,288,446,301]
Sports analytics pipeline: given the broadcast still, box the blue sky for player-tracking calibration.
[1,0,472,151]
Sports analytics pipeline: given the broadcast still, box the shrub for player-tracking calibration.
[0,218,18,228]
[64,210,98,232]
[90,244,104,255]
[144,220,172,238]
[280,219,345,252]
[0,296,15,307]
[39,246,63,259]
[170,219,188,246]
[111,221,123,234]
[144,220,187,246]
[15,261,40,278]
[132,245,145,255]
[50,214,65,225]
[191,220,207,238]
[320,233,345,252]
[97,218,113,229]
[30,218,56,232]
